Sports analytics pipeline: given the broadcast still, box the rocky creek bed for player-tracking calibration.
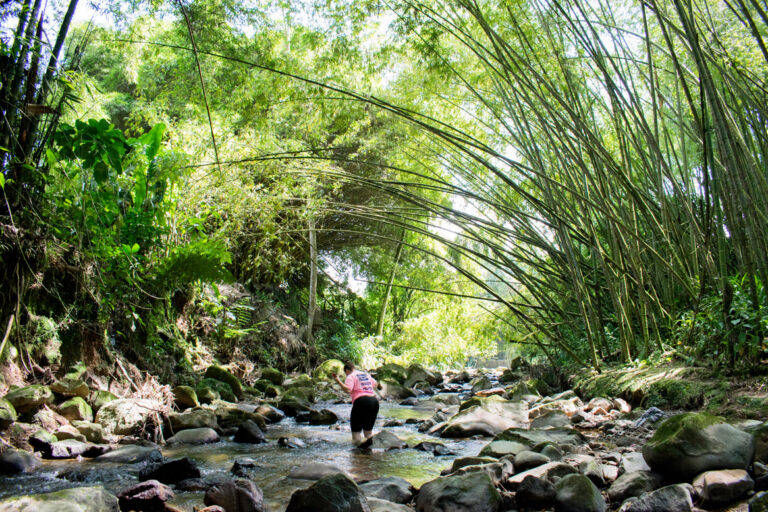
[1,362,768,512]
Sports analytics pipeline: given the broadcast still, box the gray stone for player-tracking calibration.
[204,478,266,512]
[642,413,755,480]
[117,480,174,512]
[692,469,754,505]
[367,498,413,512]
[4,385,54,414]
[286,473,371,512]
[620,452,650,474]
[415,471,501,512]
[507,462,578,491]
[515,450,551,472]
[233,420,266,444]
[0,448,40,474]
[309,408,338,425]
[168,408,218,431]
[532,411,571,429]
[140,457,200,484]
[442,397,527,438]
[166,427,220,445]
[554,474,606,512]
[618,484,693,512]
[95,398,161,435]
[360,477,415,504]
[289,462,349,480]
[516,475,556,510]
[608,471,661,503]
[480,440,530,458]
[370,430,407,451]
[95,445,161,464]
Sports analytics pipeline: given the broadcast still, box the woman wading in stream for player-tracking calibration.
[333,361,380,447]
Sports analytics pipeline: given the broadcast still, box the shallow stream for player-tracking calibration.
[0,399,485,511]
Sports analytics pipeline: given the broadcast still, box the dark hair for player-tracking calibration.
[343,361,355,372]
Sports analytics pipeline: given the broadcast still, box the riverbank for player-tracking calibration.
[1,361,767,511]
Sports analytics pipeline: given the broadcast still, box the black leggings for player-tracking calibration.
[350,395,379,433]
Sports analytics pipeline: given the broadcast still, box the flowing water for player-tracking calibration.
[0,399,485,511]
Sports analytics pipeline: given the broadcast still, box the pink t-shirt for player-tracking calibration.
[345,370,377,402]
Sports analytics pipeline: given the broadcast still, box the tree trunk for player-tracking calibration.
[306,217,317,342]
[376,231,405,338]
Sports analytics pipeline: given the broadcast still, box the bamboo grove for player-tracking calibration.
[1,0,767,371]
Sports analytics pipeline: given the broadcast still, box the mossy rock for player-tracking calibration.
[554,473,606,512]
[252,379,272,393]
[313,359,344,382]
[284,374,313,389]
[58,397,93,422]
[265,385,280,398]
[4,385,54,414]
[459,394,508,412]
[284,386,315,403]
[204,365,244,399]
[0,485,119,510]
[642,412,755,479]
[262,367,285,386]
[50,378,90,399]
[71,421,106,444]
[197,378,235,403]
[197,386,220,405]
[0,398,17,429]
[505,381,538,400]
[173,386,199,409]
[89,390,118,412]
[278,395,311,417]
[376,363,408,384]
[63,361,87,381]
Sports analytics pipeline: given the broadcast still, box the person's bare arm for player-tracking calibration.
[334,373,351,393]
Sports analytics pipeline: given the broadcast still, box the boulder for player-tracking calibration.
[4,385,54,414]
[620,452,650,474]
[0,485,119,512]
[95,398,161,435]
[58,397,93,422]
[531,411,571,429]
[642,413,755,480]
[314,359,345,381]
[89,390,118,412]
[28,429,57,452]
[0,448,40,474]
[607,471,661,503]
[379,380,416,400]
[309,409,339,425]
[140,457,201,484]
[168,408,218,431]
[618,484,693,512]
[46,439,91,459]
[72,421,106,444]
[166,427,219,445]
[442,397,527,438]
[405,364,439,388]
[233,420,266,443]
[214,402,267,430]
[289,462,349,480]
[198,378,236,403]
[204,365,244,399]
[284,374,314,389]
[117,480,174,512]
[278,394,312,417]
[494,427,584,447]
[287,473,370,512]
[51,378,90,399]
[255,404,284,423]
[278,436,307,449]
[261,367,285,385]
[95,445,162,464]
[514,450,551,471]
[413,441,454,456]
[0,398,17,429]
[507,462,578,491]
[204,478,266,512]
[479,440,530,458]
[360,477,415,504]
[55,424,87,442]
[751,491,768,512]
[33,406,70,432]
[415,471,501,512]
[448,460,514,486]
[370,430,407,451]
[692,469,754,505]
[367,498,413,512]
[449,456,498,472]
[377,363,408,384]
[172,386,199,409]
[554,474,606,512]
[470,375,493,394]
[516,475,556,509]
